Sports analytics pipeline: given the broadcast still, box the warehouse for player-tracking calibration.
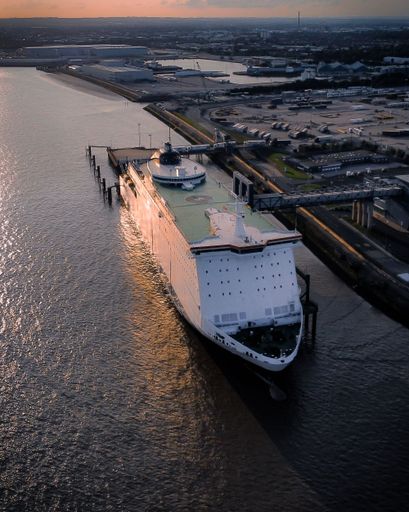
[79,64,154,82]
[286,150,389,174]
[22,45,151,59]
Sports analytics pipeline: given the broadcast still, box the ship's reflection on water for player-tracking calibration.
[118,208,326,510]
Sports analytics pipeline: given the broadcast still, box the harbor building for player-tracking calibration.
[22,45,151,60]
[77,64,154,82]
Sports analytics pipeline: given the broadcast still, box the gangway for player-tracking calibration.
[253,185,402,210]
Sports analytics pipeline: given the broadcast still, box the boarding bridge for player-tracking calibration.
[172,139,267,155]
[253,186,402,210]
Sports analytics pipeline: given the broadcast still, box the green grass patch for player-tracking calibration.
[172,112,213,139]
[267,153,310,180]
[300,183,322,192]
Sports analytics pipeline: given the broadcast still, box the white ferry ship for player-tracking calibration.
[120,143,303,371]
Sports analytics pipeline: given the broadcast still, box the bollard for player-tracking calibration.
[107,187,112,204]
[102,178,106,194]
[96,165,101,178]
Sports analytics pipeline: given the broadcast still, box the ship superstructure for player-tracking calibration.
[120,143,303,371]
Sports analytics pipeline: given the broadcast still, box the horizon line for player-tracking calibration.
[2,15,409,21]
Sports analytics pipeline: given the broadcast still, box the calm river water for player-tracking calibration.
[1,68,408,512]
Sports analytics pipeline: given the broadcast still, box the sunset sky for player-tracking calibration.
[1,0,409,19]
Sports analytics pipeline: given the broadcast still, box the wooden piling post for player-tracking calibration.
[102,178,106,194]
[96,165,101,178]
[107,187,112,204]
[92,155,96,168]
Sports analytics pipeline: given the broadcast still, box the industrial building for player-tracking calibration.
[78,64,154,82]
[22,45,151,60]
[286,150,389,174]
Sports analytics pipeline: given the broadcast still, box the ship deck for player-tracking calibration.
[153,172,295,245]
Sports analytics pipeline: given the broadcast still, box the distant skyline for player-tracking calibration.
[1,1,409,19]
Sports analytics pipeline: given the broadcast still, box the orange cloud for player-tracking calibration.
[1,0,408,18]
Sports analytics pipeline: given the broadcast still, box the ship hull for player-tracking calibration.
[120,169,302,372]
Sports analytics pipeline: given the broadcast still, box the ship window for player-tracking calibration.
[208,294,211,297]
[214,314,220,323]
[239,312,246,319]
[239,291,242,294]
[265,308,272,316]
[222,293,225,296]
